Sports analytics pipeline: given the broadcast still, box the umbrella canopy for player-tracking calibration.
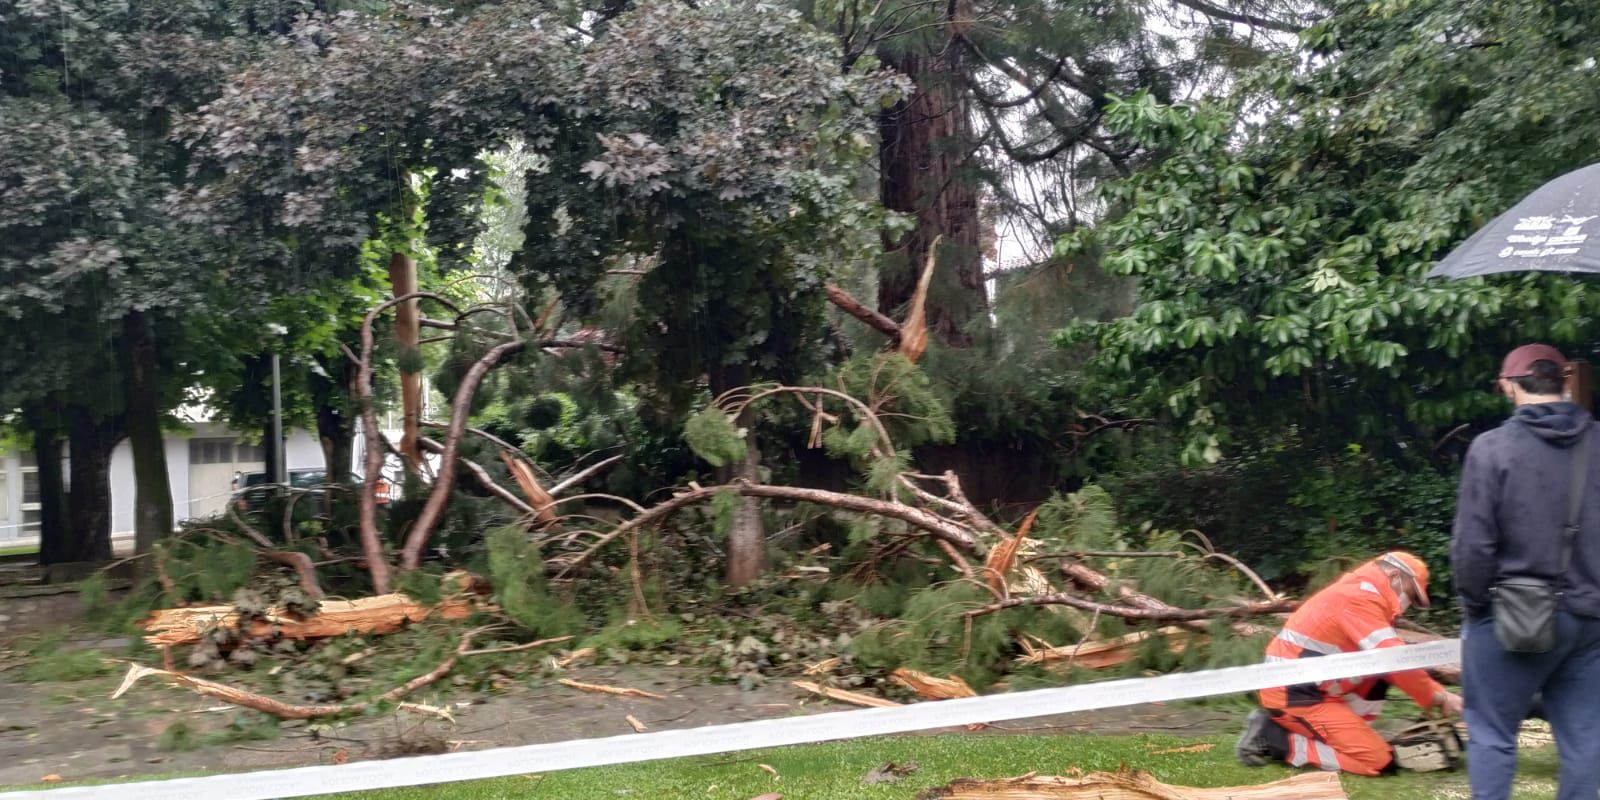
[1428,162,1600,279]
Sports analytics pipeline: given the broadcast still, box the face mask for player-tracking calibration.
[1397,591,1412,613]
[1390,575,1413,612]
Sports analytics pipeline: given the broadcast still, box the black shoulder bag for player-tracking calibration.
[1491,425,1591,654]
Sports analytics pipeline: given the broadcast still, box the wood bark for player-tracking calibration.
[388,252,423,472]
[401,339,528,570]
[711,365,767,587]
[922,771,1346,800]
[29,419,71,566]
[138,592,479,647]
[825,283,902,344]
[61,407,118,564]
[121,310,174,554]
[877,46,986,348]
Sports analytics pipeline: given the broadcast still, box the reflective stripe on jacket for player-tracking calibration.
[1260,561,1443,710]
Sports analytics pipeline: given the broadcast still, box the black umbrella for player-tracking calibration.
[1428,162,1600,279]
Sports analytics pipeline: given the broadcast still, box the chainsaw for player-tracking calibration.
[1388,717,1466,773]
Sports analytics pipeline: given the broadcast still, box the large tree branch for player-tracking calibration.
[1168,0,1303,34]
[826,283,902,344]
[402,340,529,569]
[418,436,536,517]
[554,479,983,577]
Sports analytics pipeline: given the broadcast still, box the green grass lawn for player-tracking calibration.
[0,543,38,558]
[316,731,1559,800]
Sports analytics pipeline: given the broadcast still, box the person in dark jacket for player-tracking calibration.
[1452,343,1600,800]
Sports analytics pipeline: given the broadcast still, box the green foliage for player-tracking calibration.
[684,409,747,468]
[1060,0,1600,464]
[158,720,200,753]
[1113,438,1461,600]
[18,633,113,683]
[484,525,583,638]
[851,582,1037,689]
[582,618,685,653]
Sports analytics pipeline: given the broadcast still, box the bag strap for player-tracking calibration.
[1562,424,1593,577]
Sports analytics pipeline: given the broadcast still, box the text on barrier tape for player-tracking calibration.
[0,638,1461,800]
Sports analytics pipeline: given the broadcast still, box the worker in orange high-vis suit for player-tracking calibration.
[1236,552,1463,776]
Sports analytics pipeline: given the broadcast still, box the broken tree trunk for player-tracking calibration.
[139,592,479,648]
[501,450,559,527]
[922,770,1346,800]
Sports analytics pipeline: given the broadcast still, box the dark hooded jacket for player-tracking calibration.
[1452,401,1600,620]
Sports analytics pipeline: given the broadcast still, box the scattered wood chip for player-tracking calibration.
[890,668,976,700]
[758,763,779,779]
[802,657,842,676]
[40,775,61,783]
[558,679,665,700]
[920,770,1346,799]
[790,680,901,709]
[863,761,920,785]
[626,714,648,732]
[555,647,597,668]
[1147,743,1215,755]
[341,648,378,666]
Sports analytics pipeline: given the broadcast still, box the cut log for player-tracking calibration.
[921,770,1346,800]
[791,680,902,708]
[890,668,976,699]
[1018,627,1192,670]
[139,593,479,648]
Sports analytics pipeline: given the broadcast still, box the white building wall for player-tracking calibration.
[111,426,326,534]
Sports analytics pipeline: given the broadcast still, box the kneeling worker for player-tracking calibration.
[1236,552,1463,775]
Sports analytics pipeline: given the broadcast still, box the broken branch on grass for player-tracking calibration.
[113,626,496,720]
[459,635,574,657]
[558,679,666,699]
[791,680,901,708]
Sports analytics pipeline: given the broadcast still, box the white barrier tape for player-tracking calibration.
[1,639,1460,800]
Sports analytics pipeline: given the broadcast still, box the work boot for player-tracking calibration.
[1236,709,1285,767]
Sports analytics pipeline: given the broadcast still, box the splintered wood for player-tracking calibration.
[890,668,976,699]
[138,593,479,647]
[921,771,1347,800]
[791,681,902,708]
[558,679,666,699]
[1018,627,1192,670]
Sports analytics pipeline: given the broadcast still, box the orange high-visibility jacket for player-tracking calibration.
[1260,561,1444,710]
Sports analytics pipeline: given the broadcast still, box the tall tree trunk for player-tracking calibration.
[30,419,71,565]
[120,310,174,554]
[709,365,767,586]
[388,251,423,473]
[877,46,987,348]
[60,408,116,564]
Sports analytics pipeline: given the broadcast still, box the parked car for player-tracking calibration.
[231,469,391,513]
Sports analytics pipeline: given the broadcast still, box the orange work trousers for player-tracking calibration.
[1268,678,1395,776]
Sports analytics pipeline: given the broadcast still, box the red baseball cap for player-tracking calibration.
[1500,344,1568,379]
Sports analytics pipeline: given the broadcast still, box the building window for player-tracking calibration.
[0,472,8,522]
[20,468,40,537]
[190,439,232,465]
[237,442,265,463]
